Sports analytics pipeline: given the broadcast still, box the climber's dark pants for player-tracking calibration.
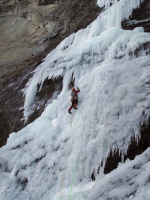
[72,99,78,107]
[69,99,78,111]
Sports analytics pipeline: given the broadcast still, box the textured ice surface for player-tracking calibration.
[0,0,150,199]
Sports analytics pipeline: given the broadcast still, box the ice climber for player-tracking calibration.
[68,86,80,114]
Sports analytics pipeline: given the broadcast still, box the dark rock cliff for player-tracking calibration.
[0,0,100,147]
[38,0,57,5]
[122,0,150,32]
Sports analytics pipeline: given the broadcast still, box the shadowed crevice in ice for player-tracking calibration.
[26,75,63,125]
[122,0,150,33]
[98,116,150,174]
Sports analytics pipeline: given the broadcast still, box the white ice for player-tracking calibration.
[0,0,150,199]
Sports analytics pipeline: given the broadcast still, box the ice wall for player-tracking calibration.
[0,0,150,200]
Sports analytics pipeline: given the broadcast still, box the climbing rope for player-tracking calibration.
[60,111,78,200]
[68,111,78,199]
[60,118,73,200]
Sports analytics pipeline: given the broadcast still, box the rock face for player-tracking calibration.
[0,55,43,147]
[38,0,57,5]
[0,0,100,147]
[0,0,100,83]
[122,0,150,32]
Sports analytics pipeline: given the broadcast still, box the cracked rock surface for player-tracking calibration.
[0,0,100,147]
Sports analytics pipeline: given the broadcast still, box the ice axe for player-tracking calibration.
[74,84,79,90]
